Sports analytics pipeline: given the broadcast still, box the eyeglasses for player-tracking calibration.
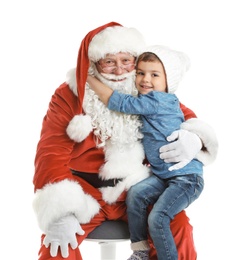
[97,58,135,73]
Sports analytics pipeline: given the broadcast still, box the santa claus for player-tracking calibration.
[33,22,218,260]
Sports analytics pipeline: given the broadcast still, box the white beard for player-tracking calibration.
[83,63,143,148]
[82,64,150,204]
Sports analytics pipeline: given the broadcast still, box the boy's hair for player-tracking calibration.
[136,52,162,64]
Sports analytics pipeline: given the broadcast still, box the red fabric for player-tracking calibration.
[180,102,197,120]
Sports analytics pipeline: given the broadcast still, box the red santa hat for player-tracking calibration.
[76,22,146,112]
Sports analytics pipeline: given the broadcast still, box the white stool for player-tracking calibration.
[85,220,130,260]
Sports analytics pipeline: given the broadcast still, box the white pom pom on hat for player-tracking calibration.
[88,26,146,62]
[144,45,190,93]
[66,114,93,142]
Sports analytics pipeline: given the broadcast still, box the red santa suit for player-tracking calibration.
[33,22,218,260]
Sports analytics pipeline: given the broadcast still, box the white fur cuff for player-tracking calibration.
[32,179,100,232]
[181,118,218,165]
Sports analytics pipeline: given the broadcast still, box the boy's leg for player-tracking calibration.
[126,176,163,260]
[126,176,163,243]
[148,210,197,260]
[148,174,203,259]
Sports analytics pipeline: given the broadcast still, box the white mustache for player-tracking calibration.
[100,70,136,81]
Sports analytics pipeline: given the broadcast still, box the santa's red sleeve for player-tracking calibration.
[32,83,100,233]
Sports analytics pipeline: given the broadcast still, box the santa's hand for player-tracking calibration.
[159,129,202,171]
[43,215,85,258]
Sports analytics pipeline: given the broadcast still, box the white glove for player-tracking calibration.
[43,215,85,258]
[159,129,202,171]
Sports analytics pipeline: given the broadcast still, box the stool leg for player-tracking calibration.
[99,242,117,260]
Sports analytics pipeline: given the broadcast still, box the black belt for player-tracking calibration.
[71,170,123,188]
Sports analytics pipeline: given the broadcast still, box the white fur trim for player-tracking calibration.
[100,181,126,204]
[100,164,150,204]
[181,118,218,165]
[32,179,100,232]
[66,114,93,142]
[100,140,148,179]
[99,140,151,204]
[88,26,146,62]
[66,68,77,96]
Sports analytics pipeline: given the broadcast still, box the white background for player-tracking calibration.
[1,0,247,259]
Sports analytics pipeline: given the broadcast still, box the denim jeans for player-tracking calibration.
[126,174,204,260]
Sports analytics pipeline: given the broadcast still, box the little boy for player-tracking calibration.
[87,45,204,260]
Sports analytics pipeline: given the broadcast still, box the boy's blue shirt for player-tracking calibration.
[108,90,203,178]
